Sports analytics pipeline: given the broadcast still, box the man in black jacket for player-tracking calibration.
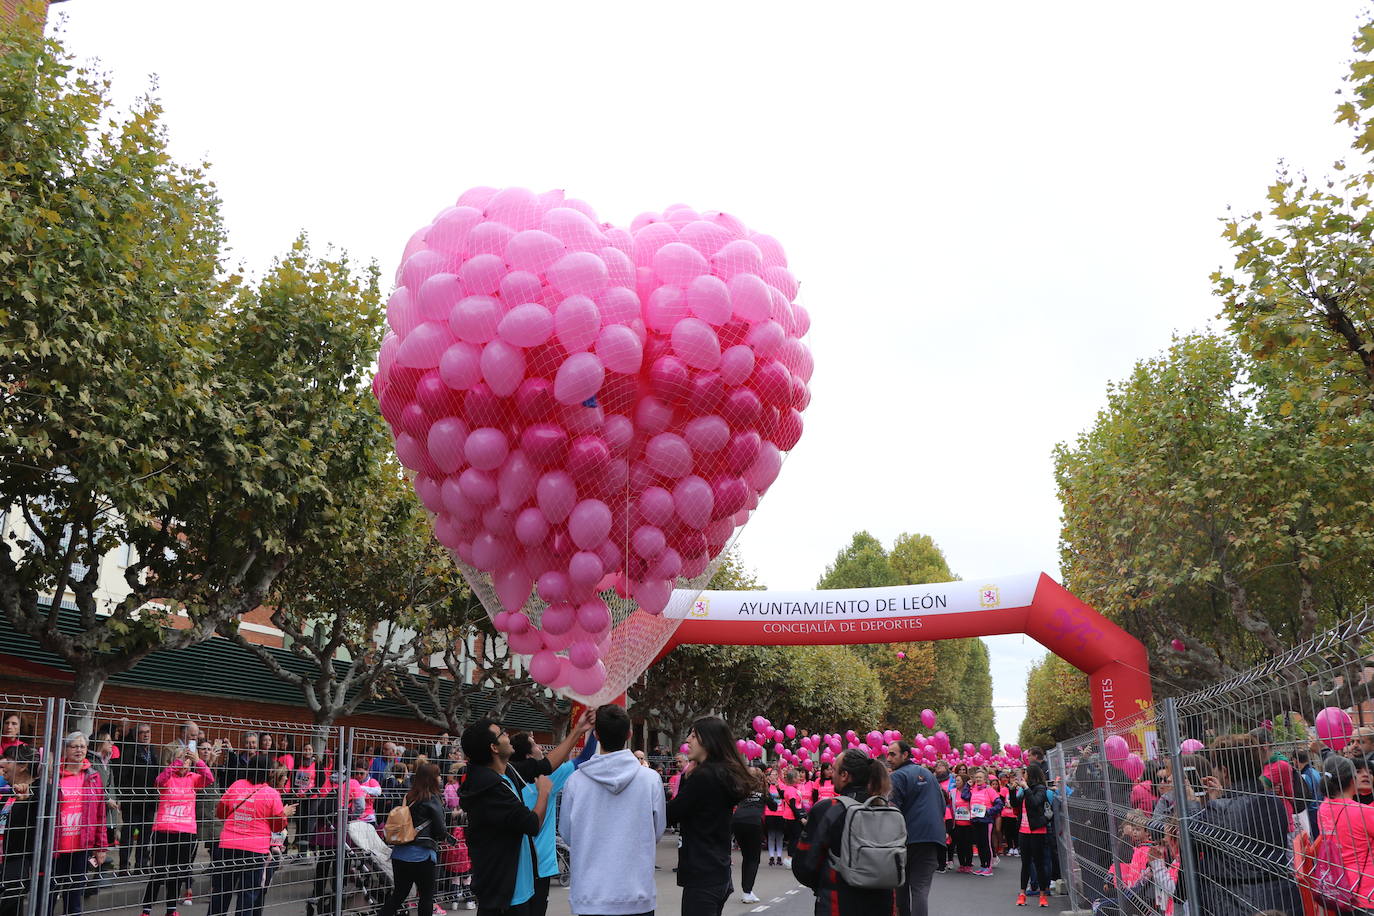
[459,719,551,916]
[114,721,159,873]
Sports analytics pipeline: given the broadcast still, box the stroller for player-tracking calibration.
[347,819,394,908]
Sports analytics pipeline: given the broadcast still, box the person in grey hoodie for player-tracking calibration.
[559,705,666,916]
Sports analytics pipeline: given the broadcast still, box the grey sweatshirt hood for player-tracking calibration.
[576,748,645,795]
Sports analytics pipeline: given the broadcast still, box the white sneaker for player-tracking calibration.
[464,903,476,911]
[782,856,792,868]
[741,892,760,903]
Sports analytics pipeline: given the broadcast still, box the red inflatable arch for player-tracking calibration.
[661,572,1151,730]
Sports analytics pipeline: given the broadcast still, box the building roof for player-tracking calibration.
[0,599,562,730]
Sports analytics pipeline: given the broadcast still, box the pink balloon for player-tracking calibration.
[498,303,555,347]
[1179,738,1204,755]
[1104,735,1130,767]
[1317,706,1354,750]
[568,499,612,551]
[646,433,693,478]
[529,651,560,683]
[672,476,714,530]
[567,659,607,696]
[785,724,797,739]
[553,352,605,405]
[1121,753,1146,781]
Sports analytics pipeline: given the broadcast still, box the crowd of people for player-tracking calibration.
[7,705,1374,916]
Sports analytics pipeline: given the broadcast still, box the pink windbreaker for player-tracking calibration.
[54,760,107,853]
[152,759,215,833]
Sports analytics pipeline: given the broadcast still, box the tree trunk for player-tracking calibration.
[67,666,107,735]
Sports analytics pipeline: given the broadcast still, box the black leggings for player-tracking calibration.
[954,823,992,868]
[732,822,763,893]
[142,832,198,914]
[1002,817,1020,851]
[1019,832,1053,892]
[380,857,435,916]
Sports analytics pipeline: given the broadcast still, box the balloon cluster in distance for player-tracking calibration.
[373,187,813,698]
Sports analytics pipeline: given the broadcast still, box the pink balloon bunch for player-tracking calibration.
[375,188,813,699]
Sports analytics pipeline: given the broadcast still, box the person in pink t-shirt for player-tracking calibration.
[207,758,293,916]
[52,732,108,916]
[1317,755,1374,909]
[140,748,214,916]
[350,765,382,824]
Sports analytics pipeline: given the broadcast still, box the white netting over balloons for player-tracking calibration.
[373,187,812,704]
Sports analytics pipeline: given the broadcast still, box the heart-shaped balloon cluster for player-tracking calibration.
[373,187,812,700]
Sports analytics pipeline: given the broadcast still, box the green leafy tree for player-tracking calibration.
[0,23,386,724]
[816,530,996,744]
[1018,654,1092,749]
[1217,19,1374,429]
[223,460,473,746]
[1055,333,1374,693]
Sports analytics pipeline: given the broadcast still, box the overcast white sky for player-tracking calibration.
[56,1,1367,742]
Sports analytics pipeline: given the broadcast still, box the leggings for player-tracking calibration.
[142,832,198,914]
[1002,817,1020,851]
[732,822,763,893]
[380,858,435,916]
[954,823,992,869]
[765,820,785,860]
[1019,832,1053,892]
[943,819,955,869]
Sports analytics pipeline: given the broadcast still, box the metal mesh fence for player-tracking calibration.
[1052,610,1374,916]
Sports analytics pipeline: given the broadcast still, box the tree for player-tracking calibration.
[0,23,387,724]
[1054,333,1374,694]
[1217,19,1374,429]
[1018,654,1091,749]
[816,530,996,744]
[222,460,471,747]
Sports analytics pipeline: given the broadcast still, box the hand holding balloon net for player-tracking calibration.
[373,187,812,704]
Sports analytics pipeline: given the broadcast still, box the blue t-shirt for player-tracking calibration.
[521,761,575,878]
[503,772,536,906]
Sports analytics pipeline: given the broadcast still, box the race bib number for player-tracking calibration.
[954,805,970,820]
[971,804,987,819]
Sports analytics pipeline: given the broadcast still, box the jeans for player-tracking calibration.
[680,878,732,916]
[50,852,88,916]
[208,846,266,916]
[898,842,940,916]
[380,857,436,916]
[732,822,764,892]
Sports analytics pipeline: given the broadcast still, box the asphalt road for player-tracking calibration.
[543,836,1076,916]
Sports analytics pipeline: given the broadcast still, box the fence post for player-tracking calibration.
[334,726,352,915]
[1161,697,1202,914]
[36,698,64,916]
[1048,744,1083,914]
[29,696,57,916]
[1096,727,1124,904]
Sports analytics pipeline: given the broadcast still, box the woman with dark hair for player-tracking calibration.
[731,767,778,904]
[0,714,25,753]
[379,762,446,916]
[666,716,751,916]
[1016,763,1054,907]
[1316,754,1374,909]
[208,757,293,916]
[1190,733,1301,916]
[0,746,40,916]
[792,748,897,914]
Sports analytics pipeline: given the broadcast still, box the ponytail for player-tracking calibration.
[837,748,891,799]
